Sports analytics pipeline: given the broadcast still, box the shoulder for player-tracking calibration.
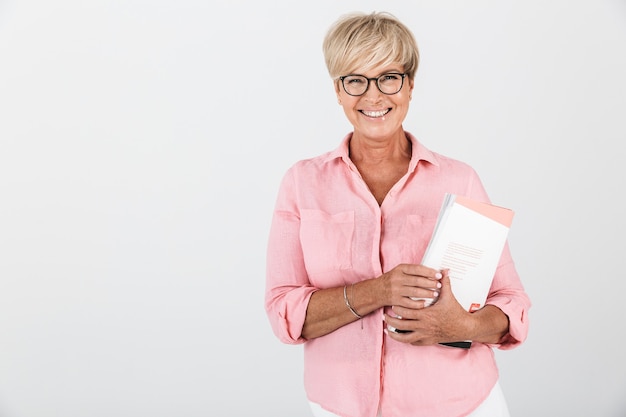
[285,150,337,175]
[410,139,486,196]
[415,144,479,179]
[406,131,478,177]
[284,135,348,177]
[430,151,478,174]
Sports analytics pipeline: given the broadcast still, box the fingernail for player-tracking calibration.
[435,272,442,279]
[433,291,439,297]
[437,282,442,288]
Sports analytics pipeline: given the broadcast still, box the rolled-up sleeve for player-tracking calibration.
[485,242,531,349]
[265,169,316,344]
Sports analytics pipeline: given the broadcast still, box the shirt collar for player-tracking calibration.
[322,131,440,172]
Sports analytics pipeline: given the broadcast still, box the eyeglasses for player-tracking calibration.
[339,72,407,96]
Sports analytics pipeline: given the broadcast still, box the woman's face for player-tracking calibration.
[335,62,414,142]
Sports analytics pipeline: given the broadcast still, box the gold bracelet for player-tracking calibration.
[343,284,362,319]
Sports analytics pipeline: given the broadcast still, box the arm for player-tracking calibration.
[302,264,444,340]
[384,246,530,347]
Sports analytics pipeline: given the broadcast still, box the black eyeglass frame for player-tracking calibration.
[338,72,407,96]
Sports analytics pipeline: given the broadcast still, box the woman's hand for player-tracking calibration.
[383,271,509,345]
[379,263,443,308]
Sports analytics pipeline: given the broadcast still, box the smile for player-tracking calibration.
[360,108,391,118]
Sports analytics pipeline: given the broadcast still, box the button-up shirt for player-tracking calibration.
[265,131,531,417]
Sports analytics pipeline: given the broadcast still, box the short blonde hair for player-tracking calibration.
[322,11,420,80]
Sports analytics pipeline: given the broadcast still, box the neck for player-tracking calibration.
[349,131,411,165]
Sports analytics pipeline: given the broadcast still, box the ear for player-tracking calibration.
[408,77,415,99]
[334,79,342,102]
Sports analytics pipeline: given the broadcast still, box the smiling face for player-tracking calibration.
[335,63,414,143]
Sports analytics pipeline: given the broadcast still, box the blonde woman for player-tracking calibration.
[265,11,530,417]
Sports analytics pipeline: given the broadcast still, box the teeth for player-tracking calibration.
[362,109,389,117]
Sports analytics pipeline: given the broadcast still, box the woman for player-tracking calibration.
[265,11,530,417]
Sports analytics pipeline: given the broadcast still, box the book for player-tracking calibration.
[421,193,514,348]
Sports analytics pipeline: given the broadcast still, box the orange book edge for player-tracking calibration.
[454,195,514,228]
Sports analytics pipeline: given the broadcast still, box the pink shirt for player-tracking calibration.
[265,132,531,417]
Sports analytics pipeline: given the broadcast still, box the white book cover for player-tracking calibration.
[421,193,514,313]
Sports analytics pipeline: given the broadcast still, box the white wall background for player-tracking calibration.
[1,1,625,416]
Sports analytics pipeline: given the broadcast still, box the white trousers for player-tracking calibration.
[309,381,510,417]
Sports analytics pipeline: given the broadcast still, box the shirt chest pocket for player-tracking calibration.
[300,209,354,275]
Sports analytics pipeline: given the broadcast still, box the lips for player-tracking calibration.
[360,108,391,118]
